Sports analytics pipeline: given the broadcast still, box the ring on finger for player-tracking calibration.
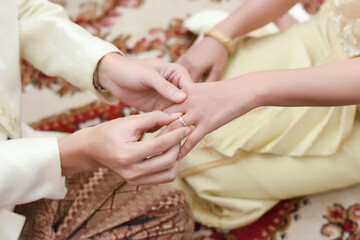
[179,116,188,127]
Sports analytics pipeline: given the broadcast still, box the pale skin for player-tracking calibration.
[59,111,191,185]
[165,58,360,158]
[98,53,192,111]
[172,0,360,157]
[177,0,300,82]
[59,53,193,185]
[274,13,298,31]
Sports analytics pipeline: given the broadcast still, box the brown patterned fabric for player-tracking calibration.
[15,168,194,239]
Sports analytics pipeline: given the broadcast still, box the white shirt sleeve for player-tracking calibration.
[0,137,66,208]
[0,209,26,240]
[17,0,122,104]
[288,3,310,23]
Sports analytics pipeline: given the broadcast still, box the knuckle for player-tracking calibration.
[169,170,177,182]
[164,158,176,169]
[116,152,132,165]
[166,163,178,182]
[122,170,138,181]
[166,172,177,182]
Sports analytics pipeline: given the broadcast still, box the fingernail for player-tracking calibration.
[177,153,182,160]
[174,90,186,100]
[184,127,191,135]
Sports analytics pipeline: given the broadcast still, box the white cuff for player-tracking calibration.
[0,209,26,240]
[0,137,66,207]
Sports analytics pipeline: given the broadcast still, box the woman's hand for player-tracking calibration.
[59,111,191,185]
[164,78,259,158]
[177,37,229,82]
[176,0,301,84]
[166,57,360,158]
[97,53,193,112]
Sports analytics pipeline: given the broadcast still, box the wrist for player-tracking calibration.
[58,128,99,176]
[204,27,236,55]
[93,60,108,92]
[96,52,125,92]
[230,73,267,113]
[214,20,240,40]
[246,72,272,108]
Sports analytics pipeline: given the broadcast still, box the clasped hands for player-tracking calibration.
[60,53,253,185]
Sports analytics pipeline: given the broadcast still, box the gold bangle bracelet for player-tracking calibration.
[204,28,235,55]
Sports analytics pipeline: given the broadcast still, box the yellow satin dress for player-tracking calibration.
[173,0,360,229]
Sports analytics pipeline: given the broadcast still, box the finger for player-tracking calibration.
[206,61,226,82]
[179,68,193,89]
[131,111,182,132]
[157,121,181,137]
[137,143,179,175]
[118,143,179,182]
[189,68,205,83]
[158,110,193,136]
[142,110,181,133]
[178,127,206,159]
[163,101,186,115]
[166,63,193,89]
[176,53,206,83]
[128,160,179,185]
[131,126,191,160]
[147,74,187,104]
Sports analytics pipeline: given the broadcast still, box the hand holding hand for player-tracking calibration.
[164,77,259,158]
[177,37,229,82]
[59,111,191,185]
[97,53,193,112]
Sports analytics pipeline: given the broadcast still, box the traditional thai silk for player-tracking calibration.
[16,169,194,240]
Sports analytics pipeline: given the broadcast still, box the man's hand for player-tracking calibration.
[97,53,193,112]
[59,111,191,185]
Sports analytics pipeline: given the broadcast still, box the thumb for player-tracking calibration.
[149,74,187,104]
